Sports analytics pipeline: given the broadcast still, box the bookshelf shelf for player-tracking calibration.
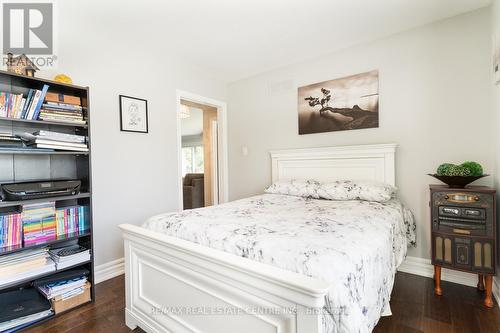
[0,230,91,256]
[0,192,91,208]
[0,116,88,128]
[0,259,92,290]
[0,71,93,330]
[0,148,89,155]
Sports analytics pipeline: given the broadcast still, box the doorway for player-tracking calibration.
[176,91,227,211]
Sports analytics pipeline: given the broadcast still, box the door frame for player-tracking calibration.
[176,90,228,211]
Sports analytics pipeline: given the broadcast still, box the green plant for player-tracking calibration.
[436,163,456,176]
[461,161,483,176]
[448,165,471,176]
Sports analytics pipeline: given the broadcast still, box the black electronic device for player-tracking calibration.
[1,180,81,201]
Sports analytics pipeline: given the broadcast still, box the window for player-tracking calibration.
[182,146,204,176]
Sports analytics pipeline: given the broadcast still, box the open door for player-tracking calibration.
[202,107,218,206]
[180,99,219,209]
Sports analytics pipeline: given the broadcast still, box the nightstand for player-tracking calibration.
[430,185,496,307]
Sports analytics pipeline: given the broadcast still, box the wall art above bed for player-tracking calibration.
[298,70,379,135]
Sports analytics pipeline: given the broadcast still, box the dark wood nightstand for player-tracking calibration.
[430,185,496,307]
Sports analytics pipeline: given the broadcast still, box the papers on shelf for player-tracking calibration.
[0,248,56,288]
[0,309,53,332]
[49,245,90,270]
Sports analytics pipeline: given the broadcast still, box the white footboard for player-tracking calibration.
[119,224,331,333]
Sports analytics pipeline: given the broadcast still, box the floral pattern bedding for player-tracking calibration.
[142,194,416,333]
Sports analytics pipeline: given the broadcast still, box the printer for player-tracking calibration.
[1,180,81,201]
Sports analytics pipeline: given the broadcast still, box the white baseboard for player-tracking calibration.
[398,256,499,302]
[94,257,124,284]
[93,255,499,303]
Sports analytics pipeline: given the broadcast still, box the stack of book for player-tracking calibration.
[39,92,85,125]
[49,245,90,270]
[22,202,57,246]
[0,248,56,288]
[0,85,49,120]
[18,130,88,152]
[56,206,89,236]
[34,268,90,314]
[0,288,53,332]
[0,132,23,149]
[0,212,22,249]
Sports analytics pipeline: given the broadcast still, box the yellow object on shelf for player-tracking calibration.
[53,74,73,84]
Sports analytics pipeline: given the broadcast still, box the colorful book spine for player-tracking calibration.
[55,205,88,236]
[22,202,57,245]
[0,213,23,248]
[32,84,49,120]
[0,87,51,120]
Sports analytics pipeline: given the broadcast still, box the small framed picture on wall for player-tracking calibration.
[119,95,149,133]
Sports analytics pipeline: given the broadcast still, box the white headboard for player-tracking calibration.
[270,143,397,186]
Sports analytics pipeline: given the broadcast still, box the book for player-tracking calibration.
[37,117,86,125]
[25,90,42,120]
[45,92,81,106]
[21,89,34,119]
[26,139,87,149]
[0,92,6,117]
[5,93,10,117]
[55,206,88,236]
[35,268,89,299]
[18,98,26,118]
[43,103,83,111]
[22,202,57,246]
[37,275,88,298]
[33,130,86,143]
[17,132,88,152]
[40,109,83,116]
[49,245,90,270]
[0,248,56,288]
[28,144,88,152]
[0,213,22,249]
[32,84,49,120]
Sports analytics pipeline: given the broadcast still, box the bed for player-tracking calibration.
[120,143,415,333]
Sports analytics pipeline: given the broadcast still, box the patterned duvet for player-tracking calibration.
[142,194,416,333]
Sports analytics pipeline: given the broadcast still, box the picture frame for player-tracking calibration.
[297,70,379,135]
[119,95,149,133]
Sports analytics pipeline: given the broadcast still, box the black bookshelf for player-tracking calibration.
[0,116,88,128]
[0,230,91,256]
[0,71,93,330]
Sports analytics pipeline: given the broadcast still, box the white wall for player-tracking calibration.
[227,8,493,259]
[36,3,226,266]
[492,0,500,293]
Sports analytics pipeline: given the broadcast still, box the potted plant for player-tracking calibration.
[428,161,488,188]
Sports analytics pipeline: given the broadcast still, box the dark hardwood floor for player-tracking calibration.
[23,272,500,333]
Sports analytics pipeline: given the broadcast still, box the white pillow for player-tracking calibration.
[265,179,320,198]
[317,180,396,202]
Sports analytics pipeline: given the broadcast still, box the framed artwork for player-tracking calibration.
[119,95,148,133]
[298,70,379,135]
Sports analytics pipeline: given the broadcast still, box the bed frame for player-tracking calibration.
[120,143,397,333]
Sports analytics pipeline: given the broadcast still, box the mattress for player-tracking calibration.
[142,194,416,333]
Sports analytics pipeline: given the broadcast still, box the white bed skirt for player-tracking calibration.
[120,223,332,333]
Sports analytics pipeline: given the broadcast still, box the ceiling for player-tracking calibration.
[64,0,491,82]
[181,107,204,137]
